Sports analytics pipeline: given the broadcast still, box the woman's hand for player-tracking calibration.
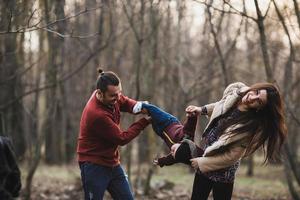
[190,158,199,170]
[185,105,201,117]
[171,143,181,158]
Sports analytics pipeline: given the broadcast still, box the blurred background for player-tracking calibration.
[0,0,299,199]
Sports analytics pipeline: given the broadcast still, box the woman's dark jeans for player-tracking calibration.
[191,172,234,200]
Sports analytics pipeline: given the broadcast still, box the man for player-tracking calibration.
[77,69,150,200]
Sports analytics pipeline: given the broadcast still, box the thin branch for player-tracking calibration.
[42,6,102,29]
[7,8,13,32]
[0,6,103,35]
[121,0,141,43]
[213,0,257,21]
[206,1,228,86]
[41,27,102,39]
[262,0,272,19]
[292,0,300,31]
[224,16,244,59]
[0,53,46,85]
[0,25,130,110]
[27,8,38,27]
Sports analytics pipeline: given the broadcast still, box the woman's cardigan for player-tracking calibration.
[188,82,252,173]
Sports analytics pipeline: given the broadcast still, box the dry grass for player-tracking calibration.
[18,161,291,200]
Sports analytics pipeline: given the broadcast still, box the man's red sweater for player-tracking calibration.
[77,91,150,167]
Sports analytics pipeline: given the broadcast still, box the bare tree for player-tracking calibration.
[253,0,274,83]
[0,0,26,157]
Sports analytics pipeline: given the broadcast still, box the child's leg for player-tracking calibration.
[142,103,201,168]
[142,103,180,137]
[142,103,198,148]
[142,103,182,147]
[182,116,198,138]
[156,139,204,168]
[156,153,177,167]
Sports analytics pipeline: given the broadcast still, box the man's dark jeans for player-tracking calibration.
[79,162,134,200]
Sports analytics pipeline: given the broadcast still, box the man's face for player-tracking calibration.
[241,89,268,110]
[100,85,122,107]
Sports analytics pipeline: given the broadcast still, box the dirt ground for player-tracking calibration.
[18,163,292,200]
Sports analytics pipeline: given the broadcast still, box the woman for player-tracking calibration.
[171,82,287,200]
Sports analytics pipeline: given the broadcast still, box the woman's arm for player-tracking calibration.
[190,145,246,173]
[186,103,216,117]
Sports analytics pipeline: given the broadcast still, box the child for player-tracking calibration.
[139,103,204,167]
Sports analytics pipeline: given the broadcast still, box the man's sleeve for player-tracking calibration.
[119,94,137,113]
[94,115,150,146]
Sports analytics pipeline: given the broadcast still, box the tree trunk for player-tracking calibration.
[283,144,300,200]
[253,0,274,83]
[246,155,254,176]
[23,16,45,198]
[44,0,66,164]
[207,0,229,87]
[292,0,300,31]
[0,0,26,158]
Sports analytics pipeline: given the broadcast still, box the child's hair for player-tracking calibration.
[96,68,120,92]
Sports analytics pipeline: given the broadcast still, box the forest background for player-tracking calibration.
[0,0,300,199]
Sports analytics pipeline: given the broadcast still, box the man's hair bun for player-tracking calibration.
[98,68,104,74]
[96,69,120,92]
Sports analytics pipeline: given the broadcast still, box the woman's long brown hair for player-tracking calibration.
[218,83,287,163]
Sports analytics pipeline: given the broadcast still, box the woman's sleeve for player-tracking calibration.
[202,102,216,117]
[222,82,247,97]
[194,145,247,173]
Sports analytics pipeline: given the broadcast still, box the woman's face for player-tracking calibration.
[241,89,268,109]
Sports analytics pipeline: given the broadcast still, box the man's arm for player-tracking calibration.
[119,94,148,115]
[119,94,137,113]
[94,115,150,146]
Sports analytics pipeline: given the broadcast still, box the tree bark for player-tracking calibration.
[253,0,274,83]
[44,0,66,164]
[292,0,300,30]
[0,0,26,158]
[207,0,229,87]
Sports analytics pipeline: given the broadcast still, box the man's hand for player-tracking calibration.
[145,115,152,122]
[185,105,201,117]
[141,108,149,115]
[133,101,149,114]
[171,143,181,158]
